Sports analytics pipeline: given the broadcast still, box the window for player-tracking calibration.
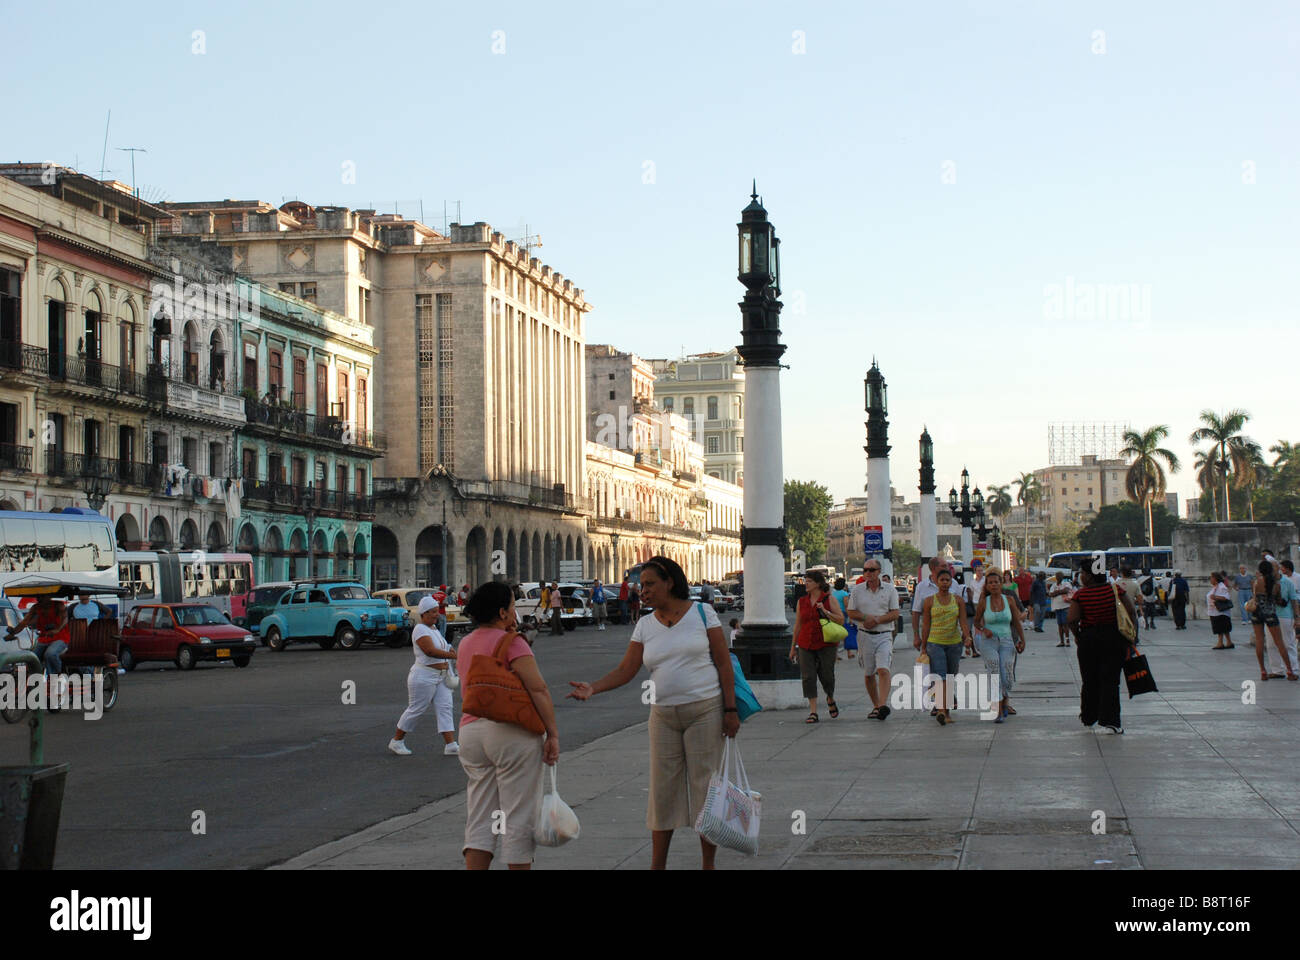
[707,396,718,420]
[242,447,257,480]
[279,282,295,294]
[663,397,673,411]
[300,283,316,304]
[292,357,306,408]
[243,341,258,392]
[0,268,19,366]
[336,464,347,494]
[357,377,367,431]
[608,390,615,400]
[608,373,614,380]
[707,436,719,454]
[268,349,283,399]
[182,437,197,471]
[683,397,695,417]
[337,369,349,418]
[356,466,366,494]
[291,456,306,488]
[316,362,328,415]
[209,442,223,476]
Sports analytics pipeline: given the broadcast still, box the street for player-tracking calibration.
[0,620,650,869]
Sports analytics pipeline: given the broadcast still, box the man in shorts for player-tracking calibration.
[846,560,900,720]
[591,579,609,630]
[1049,572,1073,646]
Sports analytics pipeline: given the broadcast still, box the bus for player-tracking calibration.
[1046,547,1174,577]
[118,551,256,623]
[0,507,119,612]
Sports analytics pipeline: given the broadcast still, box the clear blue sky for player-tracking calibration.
[7,0,1298,510]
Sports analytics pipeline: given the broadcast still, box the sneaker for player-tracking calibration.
[443,741,460,756]
[388,738,412,756]
[1101,724,1124,735]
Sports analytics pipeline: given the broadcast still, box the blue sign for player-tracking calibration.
[863,525,884,553]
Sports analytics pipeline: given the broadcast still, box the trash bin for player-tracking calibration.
[0,763,70,870]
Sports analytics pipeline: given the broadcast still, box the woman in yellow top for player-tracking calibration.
[921,568,973,725]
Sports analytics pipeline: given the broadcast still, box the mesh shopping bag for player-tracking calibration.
[694,738,761,855]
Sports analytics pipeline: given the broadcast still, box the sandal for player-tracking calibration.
[867,707,881,720]
[936,712,947,726]
[1227,643,1236,649]
[1056,641,1066,647]
[1005,706,1017,716]
[827,699,839,719]
[805,712,820,723]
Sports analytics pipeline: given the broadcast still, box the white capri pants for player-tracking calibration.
[397,664,456,734]
[1266,619,1298,675]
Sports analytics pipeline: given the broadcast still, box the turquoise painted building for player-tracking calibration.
[229,281,384,587]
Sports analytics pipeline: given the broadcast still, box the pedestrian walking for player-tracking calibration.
[1251,561,1297,682]
[1067,557,1140,734]
[974,568,1026,722]
[567,555,739,870]
[832,576,852,660]
[1278,562,1300,673]
[628,580,641,620]
[790,570,845,722]
[458,581,559,870]
[1233,565,1254,626]
[1014,566,1033,611]
[591,579,609,630]
[1049,572,1073,646]
[1118,567,1144,645]
[1030,571,1049,633]
[1208,572,1235,650]
[389,596,460,757]
[1169,571,1190,629]
[549,581,564,635]
[1139,571,1158,630]
[881,574,902,642]
[920,568,973,724]
[618,576,631,624]
[846,561,899,720]
[911,557,943,642]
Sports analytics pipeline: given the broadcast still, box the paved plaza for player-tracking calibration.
[276,618,1300,870]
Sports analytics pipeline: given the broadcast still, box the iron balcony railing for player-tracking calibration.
[242,396,386,451]
[42,450,156,486]
[0,442,32,473]
[242,478,375,516]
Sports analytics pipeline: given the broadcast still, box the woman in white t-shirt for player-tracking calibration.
[568,555,739,870]
[388,595,459,756]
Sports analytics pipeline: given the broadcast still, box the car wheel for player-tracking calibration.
[266,627,286,652]
[118,645,138,672]
[233,655,251,668]
[385,629,408,649]
[336,625,362,651]
[317,637,336,650]
[175,645,197,671]
[99,667,119,710]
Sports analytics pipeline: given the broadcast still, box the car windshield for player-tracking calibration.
[173,606,227,626]
[405,590,433,606]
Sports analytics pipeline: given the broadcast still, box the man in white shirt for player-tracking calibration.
[910,556,945,648]
[1049,572,1073,646]
[846,560,900,721]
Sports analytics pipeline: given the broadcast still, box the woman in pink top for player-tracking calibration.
[456,582,560,870]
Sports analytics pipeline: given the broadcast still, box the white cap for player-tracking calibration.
[417,596,439,616]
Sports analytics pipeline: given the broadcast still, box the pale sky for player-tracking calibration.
[6,0,1297,508]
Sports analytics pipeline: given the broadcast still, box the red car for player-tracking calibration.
[121,603,258,671]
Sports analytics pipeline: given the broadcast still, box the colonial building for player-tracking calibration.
[1035,455,1134,528]
[157,201,593,588]
[828,488,967,572]
[649,350,745,485]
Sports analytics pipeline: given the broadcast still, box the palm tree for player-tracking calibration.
[1270,441,1298,470]
[1189,409,1253,521]
[987,484,1013,521]
[1234,441,1271,521]
[1194,448,1227,520]
[1119,426,1180,546]
[1013,471,1042,564]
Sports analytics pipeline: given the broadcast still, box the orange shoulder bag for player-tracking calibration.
[462,631,547,735]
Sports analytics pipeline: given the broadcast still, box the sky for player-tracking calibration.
[5,0,1298,509]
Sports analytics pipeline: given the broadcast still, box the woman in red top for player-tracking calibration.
[789,570,845,723]
[1067,558,1140,734]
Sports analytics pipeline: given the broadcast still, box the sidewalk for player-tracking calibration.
[275,623,1300,870]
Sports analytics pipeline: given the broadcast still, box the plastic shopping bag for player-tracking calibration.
[694,738,761,856]
[534,764,580,847]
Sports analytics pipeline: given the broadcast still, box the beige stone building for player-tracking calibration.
[649,350,745,485]
[1035,455,1133,528]
[160,201,593,586]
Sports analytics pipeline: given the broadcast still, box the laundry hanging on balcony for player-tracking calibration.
[224,477,243,521]
[162,463,191,497]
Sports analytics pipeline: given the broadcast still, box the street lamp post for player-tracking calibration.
[948,468,984,563]
[918,428,937,564]
[302,485,317,579]
[864,361,892,577]
[734,183,797,683]
[81,465,112,514]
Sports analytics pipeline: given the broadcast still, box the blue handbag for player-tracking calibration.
[696,603,762,722]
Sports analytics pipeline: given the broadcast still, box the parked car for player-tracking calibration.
[257,581,410,651]
[689,585,732,614]
[120,603,259,670]
[515,582,590,629]
[0,597,35,658]
[373,587,471,641]
[238,581,294,636]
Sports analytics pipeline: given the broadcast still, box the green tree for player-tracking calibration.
[1119,425,1180,546]
[1194,448,1227,520]
[1234,441,1271,521]
[1079,502,1179,550]
[784,479,833,565]
[1045,519,1082,554]
[891,541,921,579]
[1013,471,1042,567]
[987,484,1013,521]
[1189,409,1253,521]
[1269,441,1298,470]
[1252,454,1300,531]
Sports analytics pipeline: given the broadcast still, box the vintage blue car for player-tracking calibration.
[256,581,410,651]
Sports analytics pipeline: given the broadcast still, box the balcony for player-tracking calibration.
[42,450,155,488]
[165,378,245,425]
[589,513,707,542]
[673,469,698,483]
[242,396,386,453]
[708,526,739,539]
[45,354,151,402]
[0,442,32,473]
[242,478,374,517]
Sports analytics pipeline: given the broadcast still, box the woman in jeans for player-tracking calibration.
[568,556,739,869]
[921,568,973,725]
[973,568,1026,723]
[1251,560,1297,682]
[1208,571,1235,650]
[1067,559,1140,734]
[790,570,845,723]
[457,582,559,870]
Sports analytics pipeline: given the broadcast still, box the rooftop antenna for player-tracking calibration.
[116,146,147,196]
[513,222,543,257]
[98,110,111,180]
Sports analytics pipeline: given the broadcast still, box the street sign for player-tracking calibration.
[558,561,584,581]
[863,525,884,554]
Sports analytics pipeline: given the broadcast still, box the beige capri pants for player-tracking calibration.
[647,693,724,831]
[459,717,545,864]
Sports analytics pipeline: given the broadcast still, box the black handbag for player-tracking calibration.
[1213,598,1233,612]
[1123,648,1158,698]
